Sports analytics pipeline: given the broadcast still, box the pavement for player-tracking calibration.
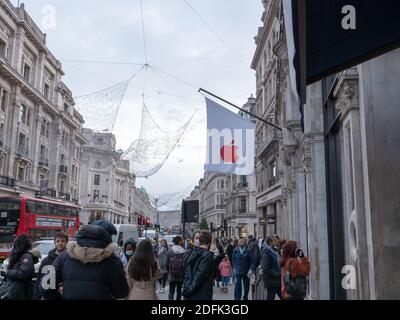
[157,281,253,301]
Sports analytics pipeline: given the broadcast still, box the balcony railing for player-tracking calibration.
[90,197,108,204]
[16,145,30,158]
[257,127,279,157]
[39,156,49,167]
[238,183,248,188]
[239,208,247,213]
[38,188,57,198]
[216,204,226,209]
[0,175,15,188]
[58,192,70,201]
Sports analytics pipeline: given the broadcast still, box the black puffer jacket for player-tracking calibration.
[41,225,129,300]
[6,251,35,300]
[182,247,213,300]
[7,252,35,283]
[34,248,59,300]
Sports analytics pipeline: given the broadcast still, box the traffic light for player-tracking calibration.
[137,215,142,225]
[223,219,228,229]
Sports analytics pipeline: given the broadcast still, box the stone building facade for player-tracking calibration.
[252,0,400,300]
[158,209,181,231]
[0,0,84,204]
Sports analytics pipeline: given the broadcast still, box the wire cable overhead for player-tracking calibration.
[182,0,251,71]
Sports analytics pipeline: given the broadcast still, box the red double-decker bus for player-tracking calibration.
[0,196,80,261]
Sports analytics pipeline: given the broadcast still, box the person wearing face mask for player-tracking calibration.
[184,231,200,266]
[120,238,137,270]
[232,238,254,300]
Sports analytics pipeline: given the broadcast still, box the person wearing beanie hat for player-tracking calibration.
[89,220,117,237]
[40,224,129,300]
[89,220,122,257]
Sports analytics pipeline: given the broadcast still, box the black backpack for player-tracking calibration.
[169,253,184,277]
[283,262,308,299]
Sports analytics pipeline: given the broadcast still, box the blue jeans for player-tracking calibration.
[234,274,250,300]
[221,276,230,287]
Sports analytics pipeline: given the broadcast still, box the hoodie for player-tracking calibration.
[166,245,187,282]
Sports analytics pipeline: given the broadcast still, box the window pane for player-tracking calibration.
[71,208,78,217]
[48,204,55,215]
[65,206,72,216]
[35,202,47,214]
[56,205,65,216]
[26,201,35,213]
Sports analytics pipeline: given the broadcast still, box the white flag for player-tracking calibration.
[204,98,256,175]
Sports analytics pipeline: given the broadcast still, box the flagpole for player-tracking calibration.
[198,88,282,131]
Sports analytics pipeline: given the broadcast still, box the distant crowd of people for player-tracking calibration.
[0,220,310,300]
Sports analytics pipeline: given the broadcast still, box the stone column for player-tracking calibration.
[35,51,45,91]
[293,154,308,252]
[5,87,21,178]
[303,81,330,300]
[10,28,25,72]
[31,105,42,184]
[48,117,62,190]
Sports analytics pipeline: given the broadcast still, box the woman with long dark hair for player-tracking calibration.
[1,234,34,300]
[279,240,310,300]
[125,239,162,300]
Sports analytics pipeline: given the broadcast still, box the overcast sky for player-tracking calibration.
[13,0,263,209]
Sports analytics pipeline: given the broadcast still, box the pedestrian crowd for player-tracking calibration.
[0,220,310,300]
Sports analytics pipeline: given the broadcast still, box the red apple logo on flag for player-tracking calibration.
[220,140,239,163]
